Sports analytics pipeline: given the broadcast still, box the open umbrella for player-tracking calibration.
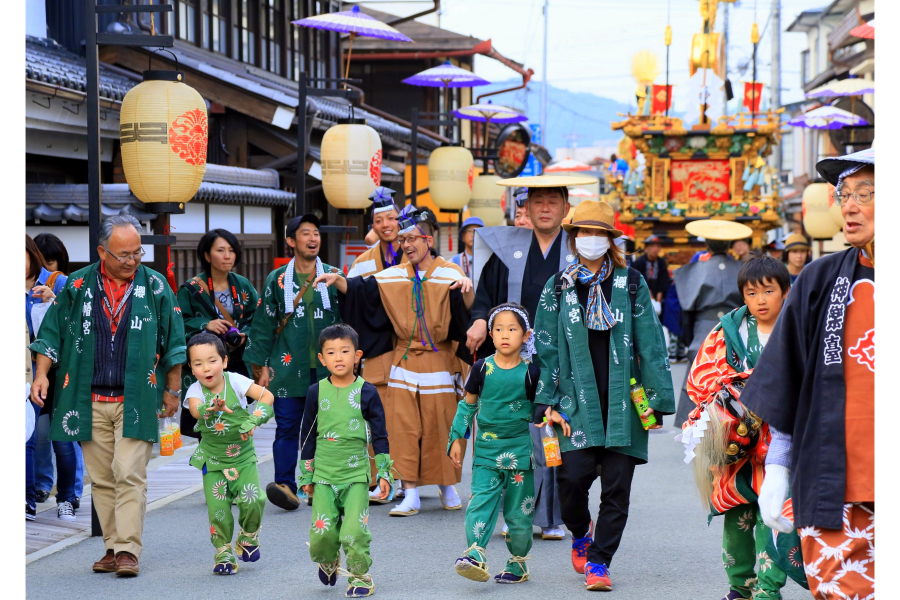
[402,60,490,138]
[788,105,868,130]
[453,100,527,171]
[293,6,413,80]
[545,158,593,173]
[805,78,875,98]
[850,19,875,40]
[568,188,597,198]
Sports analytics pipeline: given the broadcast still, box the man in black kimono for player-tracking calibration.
[742,148,875,600]
[465,174,594,541]
[631,235,671,306]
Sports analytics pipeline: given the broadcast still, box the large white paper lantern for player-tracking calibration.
[469,174,506,226]
[321,119,382,209]
[119,70,207,207]
[803,182,841,240]
[428,145,474,211]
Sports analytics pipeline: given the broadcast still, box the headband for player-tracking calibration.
[488,306,536,360]
[398,209,434,236]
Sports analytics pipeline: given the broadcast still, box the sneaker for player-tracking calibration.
[265,482,301,511]
[72,497,81,510]
[541,526,565,540]
[26,504,36,522]
[35,490,50,504]
[585,562,612,591]
[455,555,490,582]
[571,520,594,574]
[318,559,339,586]
[346,573,375,597]
[57,501,76,521]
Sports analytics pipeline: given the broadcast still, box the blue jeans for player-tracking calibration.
[26,403,78,508]
[35,414,84,498]
[272,394,307,496]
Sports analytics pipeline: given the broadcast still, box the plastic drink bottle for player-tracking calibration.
[541,417,563,467]
[172,419,182,450]
[630,377,657,430]
[159,416,175,456]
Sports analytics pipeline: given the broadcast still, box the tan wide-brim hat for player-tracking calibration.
[561,200,623,238]
[685,219,753,241]
[496,175,598,188]
[783,233,811,251]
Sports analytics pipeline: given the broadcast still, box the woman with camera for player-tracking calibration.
[177,229,259,438]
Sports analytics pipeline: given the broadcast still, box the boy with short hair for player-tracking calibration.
[680,253,791,600]
[299,324,393,598]
[184,332,275,575]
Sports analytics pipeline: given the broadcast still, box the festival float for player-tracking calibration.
[606,0,784,265]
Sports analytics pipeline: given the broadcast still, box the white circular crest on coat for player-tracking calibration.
[514,251,523,259]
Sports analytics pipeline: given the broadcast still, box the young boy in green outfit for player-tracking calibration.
[448,303,570,585]
[299,324,393,599]
[184,332,275,575]
[680,253,792,600]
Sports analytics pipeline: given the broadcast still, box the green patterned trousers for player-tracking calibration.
[202,462,265,563]
[723,502,787,599]
[308,482,373,575]
[465,466,535,576]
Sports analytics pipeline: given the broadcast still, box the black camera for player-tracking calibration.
[223,327,242,347]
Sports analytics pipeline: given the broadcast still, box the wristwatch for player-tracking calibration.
[164,387,182,400]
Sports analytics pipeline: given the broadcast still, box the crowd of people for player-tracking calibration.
[25,149,873,599]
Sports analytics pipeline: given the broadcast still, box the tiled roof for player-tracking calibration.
[25,35,138,102]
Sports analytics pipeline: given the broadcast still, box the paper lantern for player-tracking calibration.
[119,71,208,207]
[468,174,505,226]
[802,182,841,240]
[827,184,845,229]
[428,145,474,211]
[321,119,382,210]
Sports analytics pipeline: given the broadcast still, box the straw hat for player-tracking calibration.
[561,200,623,238]
[496,174,598,188]
[685,219,753,241]
[783,233,810,252]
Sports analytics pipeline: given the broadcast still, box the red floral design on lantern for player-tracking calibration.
[370,149,383,185]
[169,109,208,166]
[467,166,475,190]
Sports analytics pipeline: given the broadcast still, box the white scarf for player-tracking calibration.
[284,256,331,313]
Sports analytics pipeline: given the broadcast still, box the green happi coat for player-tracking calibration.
[29,263,186,443]
[176,271,258,392]
[533,267,675,463]
[243,263,341,398]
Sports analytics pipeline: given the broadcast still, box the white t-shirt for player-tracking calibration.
[183,372,256,410]
[758,331,770,347]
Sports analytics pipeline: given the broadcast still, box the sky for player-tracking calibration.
[358,0,827,118]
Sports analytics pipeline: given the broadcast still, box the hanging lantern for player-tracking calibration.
[468,174,505,226]
[321,118,382,210]
[428,145,474,211]
[827,184,845,229]
[802,182,841,240]
[119,69,208,209]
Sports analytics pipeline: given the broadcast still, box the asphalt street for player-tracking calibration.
[26,363,810,599]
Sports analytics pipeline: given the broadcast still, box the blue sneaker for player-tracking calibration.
[585,562,611,591]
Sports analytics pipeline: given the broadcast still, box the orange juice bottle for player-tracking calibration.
[159,417,174,456]
[172,419,182,450]
[541,417,562,467]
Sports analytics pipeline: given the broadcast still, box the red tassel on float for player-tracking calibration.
[164,221,177,290]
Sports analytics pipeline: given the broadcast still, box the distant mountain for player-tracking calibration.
[472,79,633,158]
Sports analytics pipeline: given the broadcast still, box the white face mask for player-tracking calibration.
[575,235,610,261]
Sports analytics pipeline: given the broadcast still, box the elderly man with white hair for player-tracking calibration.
[30,215,186,577]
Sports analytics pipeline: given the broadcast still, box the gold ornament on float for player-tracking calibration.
[321,119,383,210]
[468,174,506,226]
[119,69,208,208]
[428,145,475,211]
[802,182,842,240]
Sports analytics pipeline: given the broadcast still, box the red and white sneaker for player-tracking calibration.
[571,520,594,574]
[585,562,612,591]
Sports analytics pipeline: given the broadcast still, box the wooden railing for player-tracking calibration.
[828,9,862,52]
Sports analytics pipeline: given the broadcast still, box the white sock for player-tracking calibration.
[439,485,461,507]
[394,488,420,511]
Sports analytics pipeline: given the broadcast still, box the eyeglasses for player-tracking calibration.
[835,190,874,207]
[103,246,146,264]
[397,235,429,246]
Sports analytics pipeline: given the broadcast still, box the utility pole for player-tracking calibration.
[771,0,782,174]
[541,0,548,148]
[723,2,729,111]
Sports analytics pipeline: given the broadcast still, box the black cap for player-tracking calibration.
[286,213,321,238]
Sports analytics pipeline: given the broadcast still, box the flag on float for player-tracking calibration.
[651,85,674,114]
[743,82,764,113]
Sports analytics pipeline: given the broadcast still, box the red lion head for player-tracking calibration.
[370,149,382,185]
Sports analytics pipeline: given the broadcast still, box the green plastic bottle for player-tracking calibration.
[629,378,657,430]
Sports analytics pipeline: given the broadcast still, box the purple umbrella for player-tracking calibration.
[293,6,413,79]
[402,60,491,88]
[453,101,527,171]
[788,105,869,130]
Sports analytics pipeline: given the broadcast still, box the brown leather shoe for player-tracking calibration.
[115,552,139,577]
[92,550,117,573]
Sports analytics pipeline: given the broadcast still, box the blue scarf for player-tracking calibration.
[561,257,617,331]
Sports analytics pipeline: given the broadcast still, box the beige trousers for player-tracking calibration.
[81,402,153,559]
